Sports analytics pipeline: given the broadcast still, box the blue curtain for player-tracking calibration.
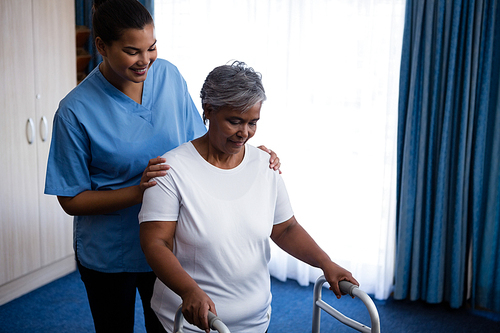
[394,0,500,311]
[74,0,155,74]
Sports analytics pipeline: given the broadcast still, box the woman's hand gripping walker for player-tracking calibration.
[174,305,230,333]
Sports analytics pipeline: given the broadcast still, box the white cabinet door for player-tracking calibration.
[0,0,42,285]
[32,0,76,266]
[0,0,76,287]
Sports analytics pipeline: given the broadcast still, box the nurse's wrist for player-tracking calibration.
[132,184,145,205]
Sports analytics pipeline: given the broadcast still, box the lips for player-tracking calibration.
[230,140,245,147]
[131,67,148,75]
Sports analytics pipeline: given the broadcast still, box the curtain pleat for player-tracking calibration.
[472,0,500,312]
[395,0,500,311]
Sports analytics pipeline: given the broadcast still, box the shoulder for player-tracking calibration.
[247,145,272,163]
[150,58,184,80]
[148,58,189,94]
[245,144,277,172]
[152,58,178,70]
[56,67,106,120]
[161,142,196,166]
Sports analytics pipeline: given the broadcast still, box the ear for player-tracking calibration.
[203,104,214,122]
[95,37,107,57]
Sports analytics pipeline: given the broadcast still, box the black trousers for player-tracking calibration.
[78,260,167,333]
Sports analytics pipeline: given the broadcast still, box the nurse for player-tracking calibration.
[44,0,279,332]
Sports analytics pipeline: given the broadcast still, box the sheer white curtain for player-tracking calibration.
[154,0,405,300]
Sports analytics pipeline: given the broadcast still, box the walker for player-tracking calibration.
[174,275,381,333]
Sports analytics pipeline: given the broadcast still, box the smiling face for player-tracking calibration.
[96,23,157,90]
[206,102,262,156]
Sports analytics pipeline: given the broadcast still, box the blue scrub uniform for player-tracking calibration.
[45,59,207,273]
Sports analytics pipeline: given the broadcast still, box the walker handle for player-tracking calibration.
[339,280,360,296]
[312,275,381,333]
[174,305,231,333]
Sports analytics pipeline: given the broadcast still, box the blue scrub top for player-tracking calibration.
[45,59,207,273]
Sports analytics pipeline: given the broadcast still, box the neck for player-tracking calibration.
[192,135,245,169]
[99,62,144,104]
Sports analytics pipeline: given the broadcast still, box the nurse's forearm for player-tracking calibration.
[57,186,143,216]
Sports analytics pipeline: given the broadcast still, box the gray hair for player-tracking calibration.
[200,61,266,124]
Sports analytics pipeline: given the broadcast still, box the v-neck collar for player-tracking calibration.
[95,62,154,123]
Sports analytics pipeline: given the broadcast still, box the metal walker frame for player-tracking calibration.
[174,275,381,332]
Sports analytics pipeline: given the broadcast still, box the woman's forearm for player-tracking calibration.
[271,216,359,297]
[140,222,201,298]
[144,239,199,296]
[140,221,215,331]
[271,217,332,270]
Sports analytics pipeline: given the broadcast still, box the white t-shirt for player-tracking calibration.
[139,142,294,332]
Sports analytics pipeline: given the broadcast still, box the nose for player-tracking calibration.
[237,124,250,139]
[137,51,150,66]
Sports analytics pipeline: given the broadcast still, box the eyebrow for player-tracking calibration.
[230,116,260,122]
[123,40,157,51]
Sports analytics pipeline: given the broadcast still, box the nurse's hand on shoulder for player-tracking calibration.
[258,145,282,173]
[139,156,170,191]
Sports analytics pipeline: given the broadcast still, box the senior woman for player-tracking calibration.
[139,61,358,333]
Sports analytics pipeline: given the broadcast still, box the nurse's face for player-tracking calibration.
[97,23,157,87]
[206,102,261,155]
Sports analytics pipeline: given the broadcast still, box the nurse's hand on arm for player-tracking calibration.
[57,156,170,216]
[140,220,216,333]
[270,216,359,299]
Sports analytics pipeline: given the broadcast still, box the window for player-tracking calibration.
[154,0,405,299]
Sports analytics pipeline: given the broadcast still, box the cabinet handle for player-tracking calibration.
[26,118,35,144]
[40,116,48,142]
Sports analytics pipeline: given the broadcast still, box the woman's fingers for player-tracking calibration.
[324,263,359,299]
[182,294,216,332]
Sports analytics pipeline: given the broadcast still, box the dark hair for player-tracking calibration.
[92,0,153,44]
[200,61,266,124]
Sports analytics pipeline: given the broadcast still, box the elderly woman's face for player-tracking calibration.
[207,102,261,155]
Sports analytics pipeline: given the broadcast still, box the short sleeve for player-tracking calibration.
[139,171,181,223]
[273,174,294,225]
[44,111,92,196]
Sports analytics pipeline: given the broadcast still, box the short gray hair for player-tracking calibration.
[200,61,266,124]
